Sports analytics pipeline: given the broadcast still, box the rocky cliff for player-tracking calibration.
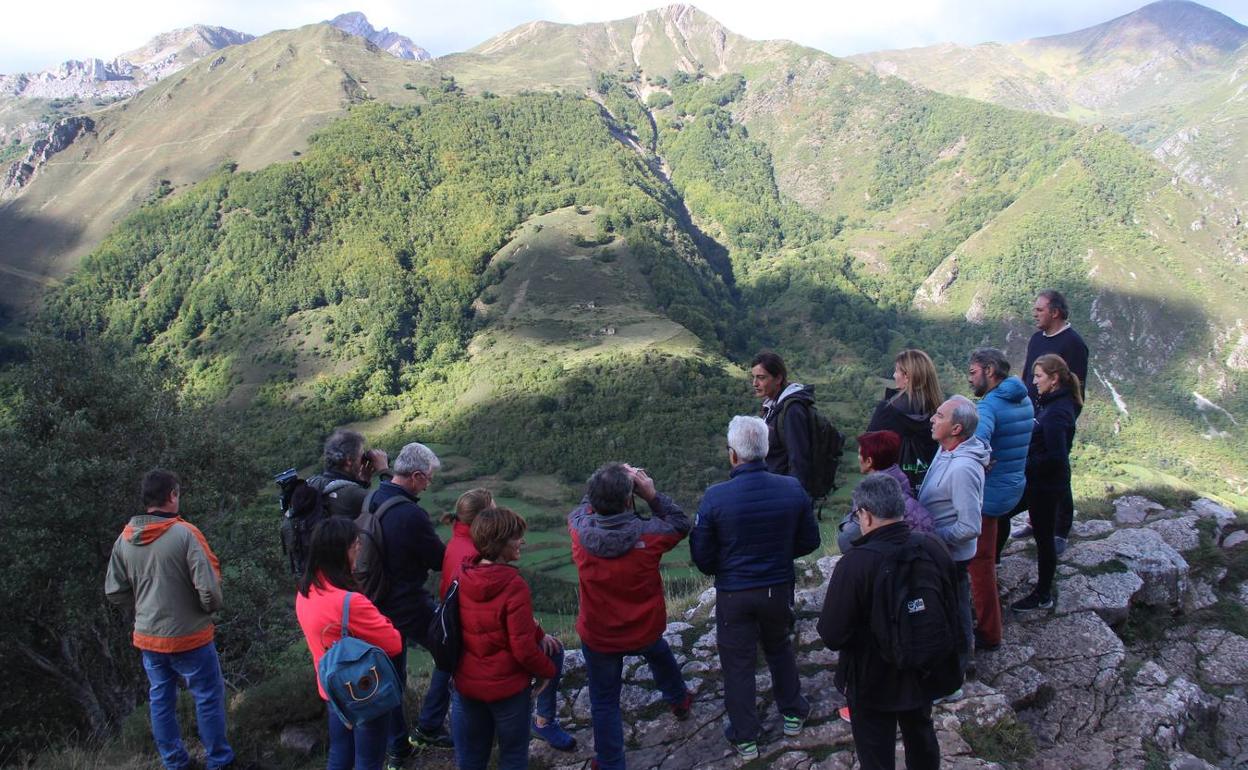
[2,116,93,195]
[327,12,431,60]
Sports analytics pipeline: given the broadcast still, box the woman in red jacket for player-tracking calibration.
[452,506,572,769]
[440,488,494,600]
[296,517,401,770]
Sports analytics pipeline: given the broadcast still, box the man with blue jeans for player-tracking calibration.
[570,463,693,770]
[691,416,820,759]
[365,442,453,769]
[105,469,235,770]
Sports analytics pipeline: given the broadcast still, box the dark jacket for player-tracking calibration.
[817,522,961,710]
[690,460,820,591]
[837,465,935,551]
[762,384,816,492]
[1026,387,1077,491]
[866,389,939,490]
[1024,326,1089,405]
[975,376,1034,517]
[369,481,446,636]
[307,470,369,519]
[569,493,690,653]
[454,561,556,702]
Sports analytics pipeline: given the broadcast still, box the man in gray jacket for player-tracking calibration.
[105,469,235,770]
[918,396,989,684]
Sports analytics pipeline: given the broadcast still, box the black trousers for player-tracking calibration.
[715,582,808,742]
[1028,486,1061,597]
[849,702,940,770]
[995,489,1031,561]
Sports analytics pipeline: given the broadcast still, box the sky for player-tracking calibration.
[4,0,1248,74]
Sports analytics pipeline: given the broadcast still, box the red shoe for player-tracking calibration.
[838,706,852,724]
[670,691,693,721]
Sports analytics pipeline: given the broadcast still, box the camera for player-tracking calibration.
[274,468,299,510]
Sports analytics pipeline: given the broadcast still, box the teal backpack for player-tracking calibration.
[319,593,402,727]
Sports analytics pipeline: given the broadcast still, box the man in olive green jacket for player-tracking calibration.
[105,469,235,770]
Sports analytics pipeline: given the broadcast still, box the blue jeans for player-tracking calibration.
[582,638,687,770]
[451,688,531,770]
[140,642,234,770]
[386,633,453,755]
[327,709,388,770]
[534,646,564,721]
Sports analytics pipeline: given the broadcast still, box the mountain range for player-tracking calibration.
[2,2,1247,511]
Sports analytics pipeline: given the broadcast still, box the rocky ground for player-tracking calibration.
[278,495,1248,769]
[525,495,1247,769]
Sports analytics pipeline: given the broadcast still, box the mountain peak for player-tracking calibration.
[326,11,431,60]
[1029,0,1248,60]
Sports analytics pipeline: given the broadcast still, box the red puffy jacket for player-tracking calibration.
[441,522,477,599]
[454,561,555,702]
[569,493,691,653]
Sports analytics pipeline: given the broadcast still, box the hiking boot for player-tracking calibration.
[782,713,806,736]
[732,740,759,760]
[973,630,1001,652]
[837,706,852,724]
[409,725,454,750]
[1054,536,1069,556]
[932,687,963,705]
[670,691,693,721]
[1011,591,1054,612]
[531,718,577,751]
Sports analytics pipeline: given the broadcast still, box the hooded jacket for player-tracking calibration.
[104,513,223,653]
[918,437,990,562]
[974,376,1034,517]
[1026,387,1078,491]
[569,493,691,653]
[440,521,476,599]
[762,383,816,492]
[837,464,935,552]
[866,389,940,489]
[690,460,820,591]
[817,522,962,710]
[454,561,555,702]
[295,581,402,700]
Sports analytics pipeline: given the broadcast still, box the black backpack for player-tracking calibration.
[279,476,357,577]
[776,399,846,500]
[897,434,932,492]
[427,578,463,673]
[859,533,961,673]
[353,491,407,604]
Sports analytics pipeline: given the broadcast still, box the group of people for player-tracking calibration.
[103,288,1089,770]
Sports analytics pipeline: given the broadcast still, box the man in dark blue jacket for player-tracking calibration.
[367,442,452,767]
[691,416,820,759]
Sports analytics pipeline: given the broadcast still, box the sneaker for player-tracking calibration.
[1011,592,1054,612]
[1011,522,1033,539]
[409,725,454,750]
[932,687,963,705]
[1054,536,1069,556]
[837,706,852,724]
[383,749,411,770]
[532,718,577,751]
[973,630,1001,652]
[732,740,759,760]
[782,713,805,736]
[670,691,692,721]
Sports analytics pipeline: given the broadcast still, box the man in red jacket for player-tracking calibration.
[570,463,693,770]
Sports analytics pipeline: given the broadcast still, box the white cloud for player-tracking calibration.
[4,0,1248,73]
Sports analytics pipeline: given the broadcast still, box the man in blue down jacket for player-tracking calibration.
[691,415,821,759]
[967,348,1033,650]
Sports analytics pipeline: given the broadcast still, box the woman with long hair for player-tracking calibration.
[1012,353,1082,612]
[295,517,401,770]
[866,349,944,490]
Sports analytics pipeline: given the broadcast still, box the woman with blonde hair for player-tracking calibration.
[866,349,944,490]
[1012,353,1082,612]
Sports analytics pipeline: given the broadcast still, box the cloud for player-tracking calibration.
[4,0,1248,73]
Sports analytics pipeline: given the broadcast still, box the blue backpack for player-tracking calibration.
[319,592,402,727]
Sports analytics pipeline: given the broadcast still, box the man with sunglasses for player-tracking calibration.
[363,442,454,768]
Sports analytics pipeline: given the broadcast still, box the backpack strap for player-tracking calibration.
[323,478,357,495]
[341,592,353,640]
[362,490,408,521]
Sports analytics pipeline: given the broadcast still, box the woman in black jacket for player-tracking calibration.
[1012,353,1082,612]
[866,349,944,491]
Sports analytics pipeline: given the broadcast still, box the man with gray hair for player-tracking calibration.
[919,396,989,685]
[691,416,820,759]
[819,472,961,770]
[363,442,454,763]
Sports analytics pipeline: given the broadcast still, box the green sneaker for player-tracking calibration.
[782,714,805,736]
[733,740,759,760]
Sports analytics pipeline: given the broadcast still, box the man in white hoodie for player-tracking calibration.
[918,395,989,685]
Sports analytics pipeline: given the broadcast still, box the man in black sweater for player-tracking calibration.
[1020,289,1089,549]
